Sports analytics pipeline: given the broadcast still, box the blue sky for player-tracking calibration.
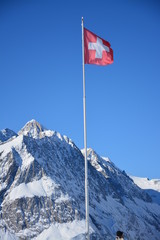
[0,0,160,179]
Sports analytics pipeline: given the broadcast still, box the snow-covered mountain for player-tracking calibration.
[130,176,160,205]
[0,120,160,240]
[0,128,17,143]
[130,176,160,192]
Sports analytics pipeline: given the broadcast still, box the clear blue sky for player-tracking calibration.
[1,0,160,179]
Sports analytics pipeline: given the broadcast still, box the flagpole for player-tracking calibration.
[81,17,89,240]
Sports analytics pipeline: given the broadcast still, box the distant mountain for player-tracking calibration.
[130,176,160,205]
[0,128,17,143]
[130,176,160,192]
[0,120,160,240]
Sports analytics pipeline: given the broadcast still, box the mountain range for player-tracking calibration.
[0,120,160,240]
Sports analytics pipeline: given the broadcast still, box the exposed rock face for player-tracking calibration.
[0,120,160,239]
[18,120,47,139]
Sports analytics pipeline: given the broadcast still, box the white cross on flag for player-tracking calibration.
[84,28,113,65]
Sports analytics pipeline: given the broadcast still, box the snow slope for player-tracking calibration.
[130,176,160,205]
[34,220,88,240]
[130,176,160,192]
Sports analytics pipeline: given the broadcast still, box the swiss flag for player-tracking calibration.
[84,28,113,66]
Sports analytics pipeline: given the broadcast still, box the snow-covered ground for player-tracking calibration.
[0,220,87,240]
[33,220,88,240]
[0,228,18,240]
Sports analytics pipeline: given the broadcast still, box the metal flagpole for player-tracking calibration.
[81,17,89,240]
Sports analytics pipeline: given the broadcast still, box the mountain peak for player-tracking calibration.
[0,128,17,143]
[18,119,47,139]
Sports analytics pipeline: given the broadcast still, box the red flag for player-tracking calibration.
[84,28,113,66]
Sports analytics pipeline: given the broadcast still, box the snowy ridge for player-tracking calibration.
[130,175,160,205]
[130,176,160,192]
[0,128,17,144]
[0,134,34,171]
[0,120,160,240]
[6,176,60,201]
[18,120,77,148]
